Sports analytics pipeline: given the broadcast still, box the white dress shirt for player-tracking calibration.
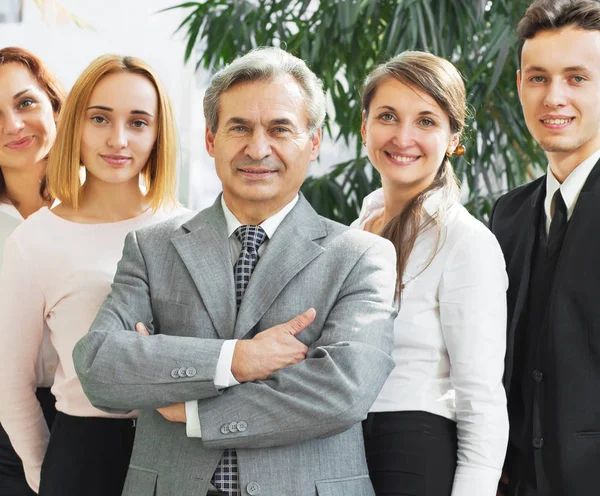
[185,194,299,437]
[354,188,509,496]
[544,148,600,233]
[0,202,57,388]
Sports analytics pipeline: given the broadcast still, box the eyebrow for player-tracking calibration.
[13,89,33,99]
[86,105,154,117]
[375,105,441,117]
[524,65,589,73]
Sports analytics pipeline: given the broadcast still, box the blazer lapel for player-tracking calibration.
[171,198,237,339]
[233,196,327,339]
[558,157,600,262]
[508,181,545,351]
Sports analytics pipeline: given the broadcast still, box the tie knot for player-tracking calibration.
[234,225,266,251]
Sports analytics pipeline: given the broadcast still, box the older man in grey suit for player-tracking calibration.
[73,47,396,496]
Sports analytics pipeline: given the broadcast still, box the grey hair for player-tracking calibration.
[203,47,326,135]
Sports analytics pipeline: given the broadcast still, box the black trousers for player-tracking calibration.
[0,388,56,496]
[38,412,135,496]
[362,410,458,496]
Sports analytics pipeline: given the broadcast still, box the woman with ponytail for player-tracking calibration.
[356,51,509,496]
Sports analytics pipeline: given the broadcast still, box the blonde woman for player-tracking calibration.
[0,54,187,496]
[356,52,509,496]
[0,46,64,496]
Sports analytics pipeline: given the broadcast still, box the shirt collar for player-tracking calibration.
[220,194,299,239]
[0,201,23,221]
[355,187,447,228]
[545,147,600,221]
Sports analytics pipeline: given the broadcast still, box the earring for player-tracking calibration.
[446,145,465,157]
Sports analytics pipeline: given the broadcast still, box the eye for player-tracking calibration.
[91,115,107,124]
[131,120,148,128]
[230,126,247,133]
[570,75,586,83]
[419,118,435,127]
[272,127,290,134]
[529,76,546,83]
[17,98,35,109]
[379,112,396,122]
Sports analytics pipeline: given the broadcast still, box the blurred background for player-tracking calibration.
[0,0,544,222]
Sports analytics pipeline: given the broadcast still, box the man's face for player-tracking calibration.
[206,75,321,222]
[518,26,600,170]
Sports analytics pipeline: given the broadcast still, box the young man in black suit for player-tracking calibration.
[492,1,600,495]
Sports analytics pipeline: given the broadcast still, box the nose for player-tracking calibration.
[391,121,417,149]
[107,125,128,149]
[3,110,25,135]
[245,129,272,161]
[544,80,568,108]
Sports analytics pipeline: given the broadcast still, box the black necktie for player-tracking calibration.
[547,189,568,257]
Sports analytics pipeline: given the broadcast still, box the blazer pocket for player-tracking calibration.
[576,431,600,439]
[315,475,374,496]
[123,466,158,496]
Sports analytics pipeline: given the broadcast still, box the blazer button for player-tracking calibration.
[228,421,238,433]
[220,424,230,435]
[532,369,543,383]
[532,437,544,449]
[246,482,260,495]
[171,368,180,379]
[178,367,187,378]
[186,367,197,377]
[237,421,247,432]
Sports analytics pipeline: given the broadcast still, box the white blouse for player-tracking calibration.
[354,188,509,496]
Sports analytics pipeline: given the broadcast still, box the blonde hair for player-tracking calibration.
[47,54,177,210]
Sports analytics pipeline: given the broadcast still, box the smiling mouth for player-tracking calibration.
[540,117,574,125]
[6,136,34,150]
[238,168,276,175]
[101,154,132,166]
[385,151,421,163]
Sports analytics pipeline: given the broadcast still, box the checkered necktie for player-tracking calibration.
[212,225,266,494]
[233,225,267,308]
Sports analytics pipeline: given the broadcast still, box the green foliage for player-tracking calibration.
[162,0,545,223]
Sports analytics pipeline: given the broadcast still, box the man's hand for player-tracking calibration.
[134,323,187,424]
[157,403,186,423]
[231,308,315,383]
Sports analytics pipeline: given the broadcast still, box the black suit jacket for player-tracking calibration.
[490,159,600,495]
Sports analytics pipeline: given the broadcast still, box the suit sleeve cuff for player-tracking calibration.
[185,400,202,438]
[214,339,240,388]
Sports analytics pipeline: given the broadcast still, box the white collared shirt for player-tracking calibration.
[354,188,509,496]
[185,194,299,437]
[544,148,600,233]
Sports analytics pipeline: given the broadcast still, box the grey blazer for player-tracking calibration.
[73,195,397,496]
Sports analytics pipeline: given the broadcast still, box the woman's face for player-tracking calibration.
[80,71,159,188]
[361,77,458,194]
[0,63,57,170]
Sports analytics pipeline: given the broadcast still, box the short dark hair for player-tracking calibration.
[517,0,600,65]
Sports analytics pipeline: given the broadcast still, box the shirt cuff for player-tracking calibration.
[185,401,202,438]
[215,339,240,388]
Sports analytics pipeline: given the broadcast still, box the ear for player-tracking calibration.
[516,69,522,102]
[447,133,460,155]
[360,110,367,145]
[205,125,216,157]
[309,128,322,161]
